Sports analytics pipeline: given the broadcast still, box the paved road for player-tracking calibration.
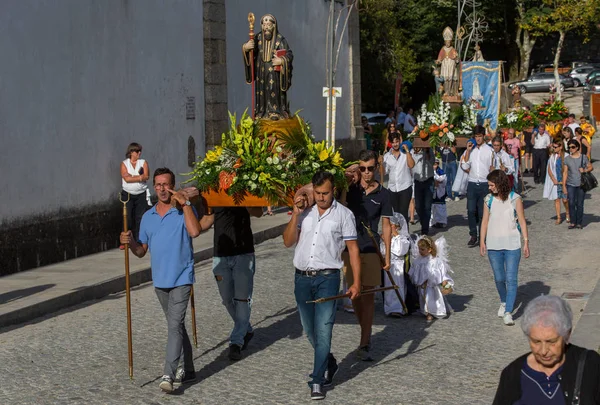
[1,181,599,405]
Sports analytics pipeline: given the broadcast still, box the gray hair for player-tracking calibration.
[521,295,573,340]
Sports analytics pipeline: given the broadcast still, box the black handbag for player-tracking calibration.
[580,156,597,192]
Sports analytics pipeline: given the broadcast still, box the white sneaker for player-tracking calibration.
[445,197,452,202]
[454,196,460,202]
[159,375,174,392]
[503,313,515,326]
[497,303,506,318]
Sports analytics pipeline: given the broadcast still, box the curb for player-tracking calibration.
[0,223,287,328]
[571,277,600,351]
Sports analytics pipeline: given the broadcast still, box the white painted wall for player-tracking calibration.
[0,0,205,224]
[225,0,351,142]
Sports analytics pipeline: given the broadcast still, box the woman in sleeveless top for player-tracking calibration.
[120,142,151,248]
[479,170,530,326]
[574,127,591,161]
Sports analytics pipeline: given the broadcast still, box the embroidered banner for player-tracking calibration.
[461,61,502,130]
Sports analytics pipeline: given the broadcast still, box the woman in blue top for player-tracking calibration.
[563,139,594,229]
[544,138,570,224]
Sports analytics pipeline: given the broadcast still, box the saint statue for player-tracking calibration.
[242,14,293,120]
[436,27,460,97]
[472,43,485,62]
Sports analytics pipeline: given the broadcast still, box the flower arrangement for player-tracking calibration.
[498,108,538,131]
[186,111,348,205]
[410,94,459,148]
[457,103,478,136]
[533,99,569,123]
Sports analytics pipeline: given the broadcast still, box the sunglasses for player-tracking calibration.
[569,146,577,150]
[553,145,561,148]
[359,165,376,172]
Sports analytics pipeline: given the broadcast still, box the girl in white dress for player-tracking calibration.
[381,213,411,316]
[408,236,454,321]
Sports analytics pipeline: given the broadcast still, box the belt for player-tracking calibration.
[295,268,339,277]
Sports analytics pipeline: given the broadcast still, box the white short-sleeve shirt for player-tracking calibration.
[293,200,357,271]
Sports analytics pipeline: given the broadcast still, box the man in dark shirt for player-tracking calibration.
[342,150,392,361]
[200,206,263,360]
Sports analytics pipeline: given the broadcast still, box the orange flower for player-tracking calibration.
[438,132,444,137]
[419,130,428,139]
[233,158,243,169]
[440,123,448,129]
[443,127,449,133]
[219,171,236,191]
[429,125,439,133]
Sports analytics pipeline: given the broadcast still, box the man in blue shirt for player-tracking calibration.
[120,167,201,393]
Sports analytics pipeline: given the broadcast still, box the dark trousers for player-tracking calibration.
[567,185,585,226]
[467,182,489,238]
[414,178,434,235]
[389,186,413,224]
[532,149,548,183]
[121,190,149,241]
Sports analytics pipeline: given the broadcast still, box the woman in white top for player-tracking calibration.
[120,142,151,248]
[479,170,530,326]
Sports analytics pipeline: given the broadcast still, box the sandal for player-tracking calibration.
[426,314,434,322]
[566,217,571,224]
[568,224,576,229]
[555,218,562,225]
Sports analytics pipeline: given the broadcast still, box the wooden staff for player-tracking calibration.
[361,221,408,314]
[307,286,398,304]
[119,192,134,380]
[190,286,198,348]
[248,13,256,119]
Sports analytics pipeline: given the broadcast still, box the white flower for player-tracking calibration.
[281,173,287,179]
[251,173,258,180]
[243,174,249,180]
[276,164,282,170]
[273,156,280,165]
[447,132,455,142]
[275,146,282,153]
[312,162,320,169]
[205,169,211,174]
[266,157,273,164]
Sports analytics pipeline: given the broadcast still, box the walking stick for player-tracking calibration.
[119,192,134,380]
[307,286,399,304]
[190,286,198,348]
[248,13,255,119]
[361,222,408,314]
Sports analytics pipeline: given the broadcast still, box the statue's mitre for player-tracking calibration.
[443,26,454,41]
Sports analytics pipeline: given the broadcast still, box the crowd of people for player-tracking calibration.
[117,110,597,401]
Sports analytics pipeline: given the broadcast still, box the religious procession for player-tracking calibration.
[2,1,600,404]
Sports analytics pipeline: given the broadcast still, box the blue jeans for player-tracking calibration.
[467,182,490,237]
[213,254,255,346]
[414,178,434,235]
[443,161,458,198]
[488,249,521,313]
[295,271,340,386]
[567,185,585,226]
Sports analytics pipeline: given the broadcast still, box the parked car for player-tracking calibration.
[567,66,596,87]
[531,63,571,75]
[585,77,600,92]
[586,69,600,84]
[508,72,575,94]
[362,112,387,125]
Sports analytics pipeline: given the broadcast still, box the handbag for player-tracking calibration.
[580,156,597,192]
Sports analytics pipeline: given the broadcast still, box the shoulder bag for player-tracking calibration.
[580,156,597,192]
[571,349,588,405]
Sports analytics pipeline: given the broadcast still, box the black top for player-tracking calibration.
[345,182,393,253]
[493,344,600,405]
[213,208,254,257]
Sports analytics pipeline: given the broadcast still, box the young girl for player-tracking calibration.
[408,236,454,321]
[381,213,411,317]
[543,138,570,224]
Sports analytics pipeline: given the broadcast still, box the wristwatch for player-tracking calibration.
[184,200,191,206]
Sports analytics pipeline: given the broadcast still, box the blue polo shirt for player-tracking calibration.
[138,205,197,288]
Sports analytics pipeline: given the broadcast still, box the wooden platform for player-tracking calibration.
[411,137,469,148]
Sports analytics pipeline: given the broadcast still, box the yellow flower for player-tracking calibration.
[241,117,254,130]
[331,152,342,166]
[205,146,223,163]
[258,172,271,182]
[319,149,329,161]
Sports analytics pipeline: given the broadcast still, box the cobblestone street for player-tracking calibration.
[1,183,599,405]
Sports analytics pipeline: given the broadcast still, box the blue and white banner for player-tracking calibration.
[461,61,501,130]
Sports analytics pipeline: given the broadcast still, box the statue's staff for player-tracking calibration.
[360,221,408,314]
[307,286,398,304]
[118,192,134,379]
[248,13,256,119]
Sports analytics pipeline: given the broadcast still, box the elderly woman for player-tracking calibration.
[493,295,600,404]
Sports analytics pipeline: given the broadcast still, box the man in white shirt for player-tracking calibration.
[404,108,416,133]
[461,125,494,246]
[283,171,361,401]
[532,123,551,184]
[383,133,415,222]
[567,113,580,134]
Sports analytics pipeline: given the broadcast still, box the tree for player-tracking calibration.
[542,0,600,99]
[515,1,549,80]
